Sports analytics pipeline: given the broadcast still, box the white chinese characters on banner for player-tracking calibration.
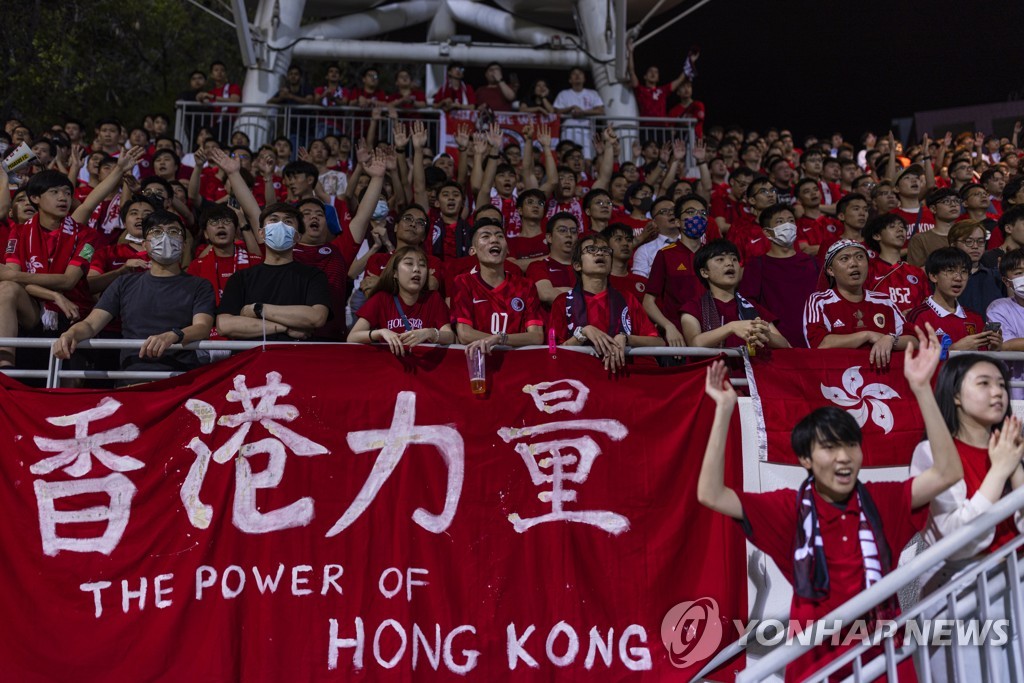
[30,397,142,556]
[182,372,330,534]
[499,380,630,535]
[326,391,464,537]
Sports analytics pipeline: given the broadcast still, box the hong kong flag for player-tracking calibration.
[746,350,926,467]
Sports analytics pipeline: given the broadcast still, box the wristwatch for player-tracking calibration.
[253,302,264,319]
[171,328,185,344]
[573,326,588,343]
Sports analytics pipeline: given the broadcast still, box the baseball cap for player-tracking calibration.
[895,163,925,184]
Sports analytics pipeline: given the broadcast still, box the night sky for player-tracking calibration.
[635,0,1024,142]
[444,0,1024,144]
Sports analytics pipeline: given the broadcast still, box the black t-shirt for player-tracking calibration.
[217,260,333,341]
[96,271,215,370]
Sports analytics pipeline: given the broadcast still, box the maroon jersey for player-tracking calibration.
[357,289,450,333]
[802,288,905,348]
[906,297,986,346]
[740,252,819,348]
[549,287,658,343]
[89,242,149,275]
[186,243,262,304]
[6,215,98,314]
[293,242,349,339]
[646,242,700,321]
[450,270,544,335]
[867,258,929,312]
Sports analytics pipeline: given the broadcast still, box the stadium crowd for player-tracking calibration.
[2,56,1023,382]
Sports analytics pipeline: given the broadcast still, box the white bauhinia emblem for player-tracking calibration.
[820,366,900,433]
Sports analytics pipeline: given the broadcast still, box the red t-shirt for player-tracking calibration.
[906,298,986,345]
[890,205,936,237]
[199,167,227,203]
[646,242,700,322]
[450,270,544,335]
[186,243,262,304]
[207,82,242,116]
[314,85,346,106]
[710,191,745,230]
[6,215,99,314]
[617,214,650,238]
[356,289,450,333]
[802,288,906,348]
[633,84,672,118]
[252,174,287,207]
[796,214,841,247]
[737,480,926,683]
[392,89,427,109]
[549,287,657,343]
[867,258,929,313]
[679,295,777,347]
[609,272,648,301]
[349,88,389,105]
[475,84,514,112]
[365,250,445,295]
[89,242,149,275]
[431,82,476,107]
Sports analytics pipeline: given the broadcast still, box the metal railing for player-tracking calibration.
[173,101,697,166]
[694,484,1024,682]
[0,337,743,389]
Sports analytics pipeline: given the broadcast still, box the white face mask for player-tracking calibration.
[1011,275,1024,298]
[769,221,797,247]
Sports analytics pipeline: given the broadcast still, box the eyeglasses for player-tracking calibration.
[940,268,969,278]
[936,198,962,207]
[230,153,251,160]
[582,245,613,256]
[148,228,184,239]
[679,208,709,218]
[522,198,544,207]
[142,189,166,200]
[589,200,612,208]
[552,226,577,236]
[400,215,428,228]
[957,238,986,247]
[206,218,234,228]
[654,208,675,217]
[755,188,777,197]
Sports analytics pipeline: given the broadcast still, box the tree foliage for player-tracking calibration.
[0,0,243,134]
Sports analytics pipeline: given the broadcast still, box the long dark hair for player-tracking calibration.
[935,354,1012,436]
[369,245,428,298]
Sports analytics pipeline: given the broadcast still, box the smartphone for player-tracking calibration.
[984,321,1002,334]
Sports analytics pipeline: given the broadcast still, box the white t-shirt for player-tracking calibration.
[631,233,676,279]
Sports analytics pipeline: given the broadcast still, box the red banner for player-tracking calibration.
[0,346,745,681]
[442,110,561,157]
[747,349,925,467]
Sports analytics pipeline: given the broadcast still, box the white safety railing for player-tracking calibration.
[694,484,1024,682]
[0,337,743,389]
[174,101,698,166]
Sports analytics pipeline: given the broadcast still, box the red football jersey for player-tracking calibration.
[199,167,228,203]
[646,241,700,321]
[365,251,445,295]
[6,215,99,314]
[796,214,841,247]
[668,100,706,137]
[549,287,658,343]
[507,232,548,260]
[609,272,648,301]
[525,257,576,289]
[803,288,906,348]
[906,297,986,346]
[186,243,262,304]
[634,84,672,118]
[356,290,450,333]
[450,270,544,335]
[89,243,149,275]
[293,241,349,339]
[867,258,929,312]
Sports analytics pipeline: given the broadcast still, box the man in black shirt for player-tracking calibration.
[217,203,331,341]
[53,211,215,377]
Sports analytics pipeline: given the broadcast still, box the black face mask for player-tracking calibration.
[636,197,653,214]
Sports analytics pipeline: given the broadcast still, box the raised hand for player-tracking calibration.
[412,121,429,149]
[208,147,239,174]
[472,132,489,156]
[393,122,410,149]
[454,123,471,150]
[988,415,1024,477]
[704,360,737,409]
[903,323,940,390]
[536,122,552,148]
[486,122,503,150]
[381,144,398,171]
[117,145,146,172]
[365,147,388,178]
[355,138,371,166]
[297,146,312,163]
[659,141,672,164]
